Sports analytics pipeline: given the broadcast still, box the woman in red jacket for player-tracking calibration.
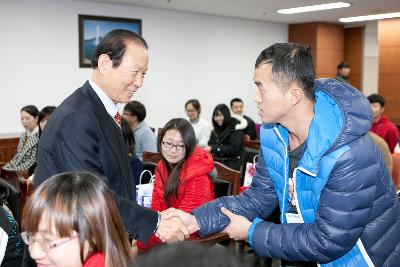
[138,118,215,252]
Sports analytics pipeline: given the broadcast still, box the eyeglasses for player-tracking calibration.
[162,141,185,151]
[21,231,79,253]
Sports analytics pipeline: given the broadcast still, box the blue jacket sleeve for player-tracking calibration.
[251,146,379,263]
[192,151,278,236]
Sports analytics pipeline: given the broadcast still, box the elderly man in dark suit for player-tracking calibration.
[34,30,188,245]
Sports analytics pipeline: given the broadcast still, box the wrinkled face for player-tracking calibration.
[338,67,350,78]
[371,102,384,122]
[231,102,243,116]
[213,111,224,126]
[21,111,38,132]
[253,64,291,124]
[28,215,83,267]
[104,42,148,104]
[185,103,199,121]
[161,129,186,164]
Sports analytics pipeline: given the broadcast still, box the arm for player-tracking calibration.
[193,151,278,236]
[151,169,167,212]
[251,148,378,263]
[51,113,159,242]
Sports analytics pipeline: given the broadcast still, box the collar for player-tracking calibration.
[89,79,119,118]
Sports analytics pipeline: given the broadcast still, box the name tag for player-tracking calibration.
[285,213,301,223]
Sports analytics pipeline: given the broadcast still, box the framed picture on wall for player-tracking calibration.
[78,15,142,68]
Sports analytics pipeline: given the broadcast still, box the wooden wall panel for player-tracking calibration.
[379,18,400,124]
[288,23,318,68]
[0,138,19,163]
[344,27,363,90]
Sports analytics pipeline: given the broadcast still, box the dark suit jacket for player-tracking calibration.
[35,81,158,241]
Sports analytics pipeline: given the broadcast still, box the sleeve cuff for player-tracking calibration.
[153,211,161,233]
[248,217,263,247]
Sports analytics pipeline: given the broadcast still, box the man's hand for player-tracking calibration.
[155,216,190,243]
[162,208,200,234]
[221,207,251,241]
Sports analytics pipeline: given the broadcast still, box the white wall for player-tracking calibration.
[0,0,287,136]
[362,21,379,97]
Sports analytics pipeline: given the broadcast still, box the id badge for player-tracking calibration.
[285,213,301,223]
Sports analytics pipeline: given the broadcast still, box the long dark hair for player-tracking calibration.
[212,104,231,136]
[22,172,132,267]
[121,118,136,156]
[158,118,196,207]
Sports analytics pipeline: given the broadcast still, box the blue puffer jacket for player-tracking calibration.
[193,79,400,266]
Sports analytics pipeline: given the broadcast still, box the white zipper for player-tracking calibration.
[274,127,289,223]
[292,167,317,223]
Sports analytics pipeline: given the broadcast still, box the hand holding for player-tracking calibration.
[155,216,190,243]
[162,208,200,234]
[221,207,251,241]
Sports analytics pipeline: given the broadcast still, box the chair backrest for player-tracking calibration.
[142,151,162,164]
[214,161,241,196]
[392,153,400,189]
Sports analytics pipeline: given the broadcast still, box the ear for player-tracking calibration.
[381,106,385,113]
[97,54,112,75]
[287,84,303,106]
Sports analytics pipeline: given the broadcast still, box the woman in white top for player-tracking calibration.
[185,99,211,148]
[4,105,40,171]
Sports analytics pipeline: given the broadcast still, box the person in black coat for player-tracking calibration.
[204,104,244,170]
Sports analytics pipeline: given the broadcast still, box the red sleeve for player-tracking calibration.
[151,167,166,212]
[178,174,214,213]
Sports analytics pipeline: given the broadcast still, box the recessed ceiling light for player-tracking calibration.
[339,12,400,22]
[277,2,351,15]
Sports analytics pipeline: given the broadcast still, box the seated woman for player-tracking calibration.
[4,105,39,171]
[21,171,133,267]
[205,104,245,171]
[138,118,215,252]
[184,99,211,148]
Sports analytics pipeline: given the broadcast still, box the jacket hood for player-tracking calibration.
[271,79,372,174]
[182,146,214,181]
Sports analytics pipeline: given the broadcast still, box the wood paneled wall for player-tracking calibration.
[344,27,364,90]
[378,18,400,125]
[0,138,19,164]
[289,22,344,79]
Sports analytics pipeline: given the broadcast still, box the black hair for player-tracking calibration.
[212,104,231,132]
[123,101,146,122]
[158,118,196,207]
[367,94,385,107]
[337,61,350,70]
[21,105,39,118]
[255,43,315,100]
[230,98,243,108]
[38,106,56,136]
[136,242,249,267]
[120,118,136,156]
[185,99,201,114]
[91,29,148,69]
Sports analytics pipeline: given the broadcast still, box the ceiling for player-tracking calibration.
[81,0,400,24]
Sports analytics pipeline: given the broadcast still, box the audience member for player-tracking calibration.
[4,105,39,171]
[34,29,189,250]
[230,98,258,140]
[0,204,23,266]
[165,43,400,266]
[121,118,143,186]
[335,61,350,84]
[28,105,57,176]
[205,104,244,170]
[138,118,214,251]
[184,99,211,148]
[136,242,249,267]
[123,101,157,159]
[37,106,56,137]
[367,93,400,153]
[21,171,133,267]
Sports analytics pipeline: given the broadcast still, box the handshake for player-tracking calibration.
[155,207,252,243]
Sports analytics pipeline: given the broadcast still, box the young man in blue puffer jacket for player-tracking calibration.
[164,43,400,266]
